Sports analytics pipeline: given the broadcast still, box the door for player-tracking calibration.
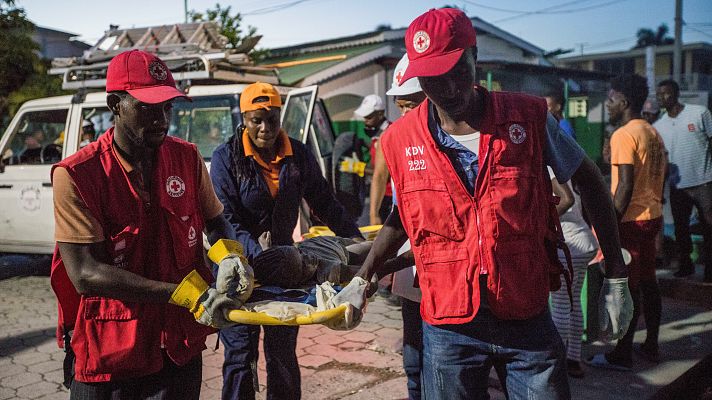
[308,99,335,185]
[0,107,70,254]
[280,85,338,178]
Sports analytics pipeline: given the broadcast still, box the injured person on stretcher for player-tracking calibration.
[223,233,413,328]
[253,232,412,287]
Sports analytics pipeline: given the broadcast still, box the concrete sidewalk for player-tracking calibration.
[1,275,710,399]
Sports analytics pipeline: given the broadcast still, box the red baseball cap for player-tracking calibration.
[106,50,189,104]
[399,8,477,85]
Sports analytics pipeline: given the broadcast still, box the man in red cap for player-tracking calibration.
[335,7,634,399]
[51,49,252,399]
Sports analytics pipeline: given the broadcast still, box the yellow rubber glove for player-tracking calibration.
[170,270,236,328]
[169,270,209,312]
[208,239,254,304]
[339,154,366,177]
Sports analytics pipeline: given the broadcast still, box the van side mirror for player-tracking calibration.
[0,149,13,173]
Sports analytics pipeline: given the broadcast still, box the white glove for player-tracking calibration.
[208,239,255,305]
[325,276,369,330]
[216,255,254,305]
[598,277,634,341]
[195,288,240,329]
[339,153,366,177]
[169,269,238,329]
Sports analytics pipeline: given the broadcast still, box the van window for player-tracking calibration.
[311,101,334,157]
[282,92,312,142]
[169,95,240,160]
[1,109,68,165]
[79,107,112,149]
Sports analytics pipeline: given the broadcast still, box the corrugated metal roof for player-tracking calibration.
[261,43,385,86]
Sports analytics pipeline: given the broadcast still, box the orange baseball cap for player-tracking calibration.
[240,82,282,113]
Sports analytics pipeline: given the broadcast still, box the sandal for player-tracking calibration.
[584,353,631,371]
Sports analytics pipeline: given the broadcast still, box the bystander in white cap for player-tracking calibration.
[386,54,422,96]
[354,94,385,118]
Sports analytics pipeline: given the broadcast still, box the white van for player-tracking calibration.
[0,84,336,255]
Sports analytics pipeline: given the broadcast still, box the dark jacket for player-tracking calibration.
[210,136,361,261]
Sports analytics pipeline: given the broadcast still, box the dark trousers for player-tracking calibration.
[70,353,202,400]
[379,195,393,223]
[220,324,300,400]
[401,298,423,400]
[670,182,712,279]
[611,218,663,363]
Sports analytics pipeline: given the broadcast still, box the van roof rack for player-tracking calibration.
[50,22,278,90]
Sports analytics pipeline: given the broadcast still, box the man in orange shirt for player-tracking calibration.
[589,74,667,370]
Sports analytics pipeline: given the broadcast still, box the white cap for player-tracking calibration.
[82,120,92,127]
[354,94,385,118]
[386,53,422,96]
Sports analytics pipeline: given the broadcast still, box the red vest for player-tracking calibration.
[381,88,561,324]
[50,129,215,382]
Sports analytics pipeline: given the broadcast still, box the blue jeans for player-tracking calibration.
[401,298,423,400]
[422,279,569,400]
[219,324,300,400]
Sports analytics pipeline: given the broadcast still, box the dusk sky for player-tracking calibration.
[21,0,712,56]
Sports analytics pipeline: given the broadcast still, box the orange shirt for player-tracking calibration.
[53,145,223,243]
[610,119,666,222]
[242,129,293,198]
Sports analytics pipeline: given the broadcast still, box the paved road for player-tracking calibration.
[1,275,710,399]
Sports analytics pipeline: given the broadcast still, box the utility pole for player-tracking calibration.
[575,42,588,56]
[184,0,189,23]
[646,45,656,96]
[673,0,683,85]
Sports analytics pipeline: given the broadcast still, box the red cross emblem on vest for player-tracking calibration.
[166,176,185,198]
[508,124,527,144]
[413,31,430,54]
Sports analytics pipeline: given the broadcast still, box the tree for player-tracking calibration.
[634,23,674,49]
[0,0,39,117]
[189,4,268,61]
[7,59,64,116]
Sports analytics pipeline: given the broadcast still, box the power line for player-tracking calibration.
[684,25,712,40]
[462,0,594,14]
[243,0,320,16]
[492,0,629,24]
[492,0,582,23]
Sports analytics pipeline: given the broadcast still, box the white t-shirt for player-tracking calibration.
[654,104,712,189]
[547,167,598,257]
[449,131,480,153]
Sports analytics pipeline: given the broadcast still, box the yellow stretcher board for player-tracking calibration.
[302,225,383,240]
[226,304,348,326]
